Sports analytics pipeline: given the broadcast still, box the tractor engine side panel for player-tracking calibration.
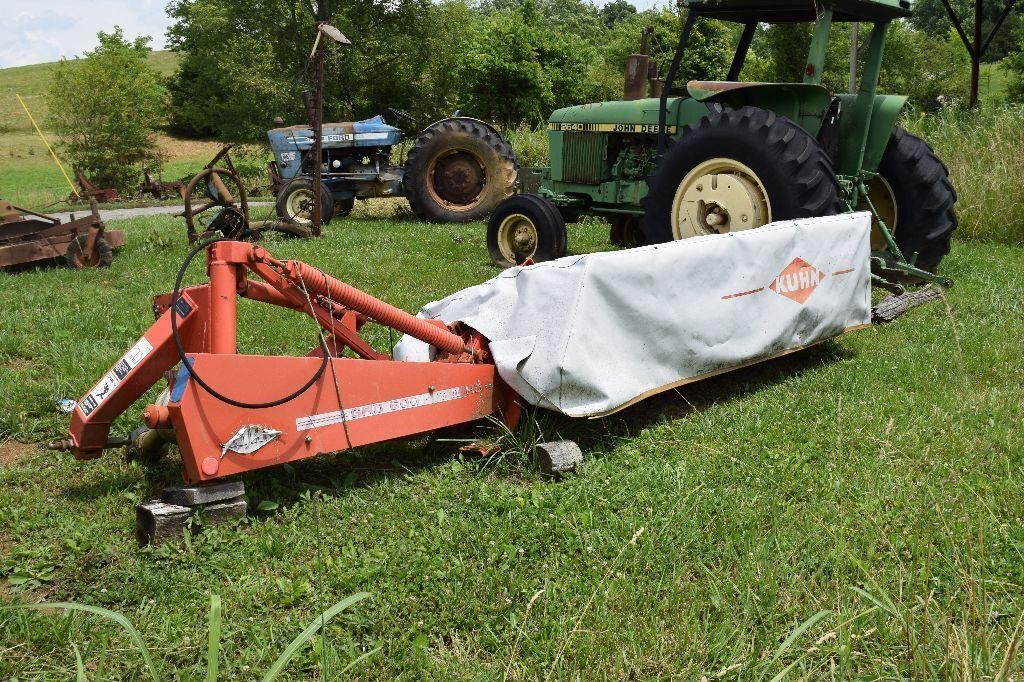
[267,115,402,182]
[544,97,709,211]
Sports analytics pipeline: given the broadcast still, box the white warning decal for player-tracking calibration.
[296,384,480,432]
[78,337,154,417]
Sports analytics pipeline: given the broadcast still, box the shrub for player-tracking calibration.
[1005,21,1024,101]
[45,28,165,194]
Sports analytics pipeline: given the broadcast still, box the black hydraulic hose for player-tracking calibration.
[170,236,330,409]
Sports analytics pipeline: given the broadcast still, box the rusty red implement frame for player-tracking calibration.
[63,241,521,484]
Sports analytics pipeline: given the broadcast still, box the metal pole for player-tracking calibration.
[311,0,330,237]
[970,0,982,106]
[311,33,324,237]
[17,94,79,199]
[658,11,697,154]
[849,22,859,93]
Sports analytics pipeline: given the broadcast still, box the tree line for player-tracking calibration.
[164,0,1019,139]
[45,1,1024,190]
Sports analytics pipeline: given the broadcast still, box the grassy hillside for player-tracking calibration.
[0,50,178,135]
[0,51,225,209]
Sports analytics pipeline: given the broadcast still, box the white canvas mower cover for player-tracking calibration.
[396,213,872,417]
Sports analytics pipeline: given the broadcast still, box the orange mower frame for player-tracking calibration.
[58,240,522,484]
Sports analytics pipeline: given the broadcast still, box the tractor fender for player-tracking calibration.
[685,81,832,137]
[834,93,907,173]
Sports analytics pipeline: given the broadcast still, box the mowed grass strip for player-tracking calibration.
[0,215,1023,679]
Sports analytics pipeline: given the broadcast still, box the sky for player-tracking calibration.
[1,0,663,69]
[2,0,172,68]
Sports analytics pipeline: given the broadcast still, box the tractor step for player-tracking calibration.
[872,286,943,323]
[136,481,247,545]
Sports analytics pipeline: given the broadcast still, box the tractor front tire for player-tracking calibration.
[275,178,334,226]
[868,127,957,270]
[404,118,517,223]
[66,234,113,269]
[641,106,842,244]
[487,194,566,267]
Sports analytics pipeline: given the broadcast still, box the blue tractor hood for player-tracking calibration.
[268,115,402,180]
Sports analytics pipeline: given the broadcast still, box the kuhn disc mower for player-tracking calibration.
[54,213,891,542]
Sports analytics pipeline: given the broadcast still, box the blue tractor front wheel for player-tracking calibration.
[275,178,336,226]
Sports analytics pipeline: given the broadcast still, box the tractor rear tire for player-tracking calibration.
[404,118,518,223]
[487,194,566,267]
[275,178,334,226]
[66,234,113,269]
[641,106,842,244]
[869,127,957,270]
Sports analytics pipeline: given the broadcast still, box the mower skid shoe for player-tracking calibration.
[136,481,246,545]
[872,286,943,324]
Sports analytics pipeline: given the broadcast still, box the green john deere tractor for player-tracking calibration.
[487,0,957,288]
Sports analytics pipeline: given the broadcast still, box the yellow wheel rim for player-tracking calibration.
[496,213,538,263]
[859,175,898,251]
[285,188,315,224]
[670,158,771,239]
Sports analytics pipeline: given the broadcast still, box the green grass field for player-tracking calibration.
[1,209,1023,678]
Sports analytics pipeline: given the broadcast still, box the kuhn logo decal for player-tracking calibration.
[721,257,853,304]
[221,425,282,457]
[769,258,826,304]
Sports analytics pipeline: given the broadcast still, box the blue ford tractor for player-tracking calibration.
[266,112,518,224]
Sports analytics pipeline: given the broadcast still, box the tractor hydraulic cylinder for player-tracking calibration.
[286,260,466,355]
[208,255,239,354]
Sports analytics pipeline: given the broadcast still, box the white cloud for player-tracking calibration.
[0,0,172,68]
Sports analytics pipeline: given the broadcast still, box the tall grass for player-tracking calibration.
[3,593,374,679]
[503,123,550,168]
[904,104,1024,245]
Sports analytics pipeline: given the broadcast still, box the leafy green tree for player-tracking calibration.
[166,0,306,139]
[742,20,968,108]
[911,0,1021,59]
[1006,20,1024,99]
[601,0,637,28]
[742,23,850,93]
[880,23,971,108]
[597,10,733,91]
[461,8,550,124]
[167,0,458,139]
[45,28,165,193]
